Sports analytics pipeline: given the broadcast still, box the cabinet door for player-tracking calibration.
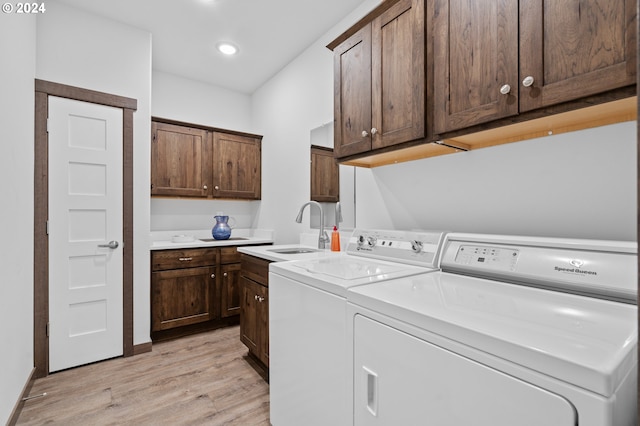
[220,263,242,318]
[310,146,340,203]
[151,266,217,331]
[151,121,210,197]
[371,0,425,149]
[333,25,373,158]
[240,276,260,354]
[519,0,636,112]
[212,132,261,199]
[257,284,269,367]
[433,0,519,133]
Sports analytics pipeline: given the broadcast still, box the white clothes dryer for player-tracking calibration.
[269,229,447,426]
[347,233,637,426]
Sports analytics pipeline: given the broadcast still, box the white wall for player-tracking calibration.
[251,0,380,244]
[150,71,260,232]
[356,121,637,241]
[36,2,153,346]
[0,12,36,424]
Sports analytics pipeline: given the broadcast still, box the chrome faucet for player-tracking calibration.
[296,201,330,249]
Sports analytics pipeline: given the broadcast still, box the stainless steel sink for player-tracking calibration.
[268,248,321,254]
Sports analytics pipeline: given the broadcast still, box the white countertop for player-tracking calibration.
[150,228,274,250]
[237,244,344,262]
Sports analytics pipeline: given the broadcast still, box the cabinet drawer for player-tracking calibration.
[240,254,271,287]
[220,246,241,264]
[151,248,218,271]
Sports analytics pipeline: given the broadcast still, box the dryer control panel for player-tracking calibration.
[454,245,520,272]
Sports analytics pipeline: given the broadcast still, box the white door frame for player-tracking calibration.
[33,79,137,377]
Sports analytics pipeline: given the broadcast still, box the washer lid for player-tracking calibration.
[348,272,637,397]
[270,255,434,297]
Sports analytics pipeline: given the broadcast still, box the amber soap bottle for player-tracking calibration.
[331,226,341,252]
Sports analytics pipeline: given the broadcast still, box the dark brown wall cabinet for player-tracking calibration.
[151,246,242,339]
[239,254,271,367]
[310,145,340,202]
[151,119,262,199]
[433,0,637,134]
[331,0,426,159]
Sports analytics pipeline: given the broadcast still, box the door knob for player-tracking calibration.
[97,240,119,249]
[499,84,511,95]
[522,76,535,87]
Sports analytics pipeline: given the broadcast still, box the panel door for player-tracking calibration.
[151,266,217,331]
[220,262,242,318]
[433,0,519,133]
[310,146,340,203]
[333,25,373,158]
[48,96,123,372]
[371,0,425,149]
[353,315,576,426]
[519,0,636,111]
[257,284,269,366]
[212,132,261,199]
[151,121,210,197]
[240,277,260,354]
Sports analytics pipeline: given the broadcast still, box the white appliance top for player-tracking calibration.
[348,233,638,397]
[269,229,447,297]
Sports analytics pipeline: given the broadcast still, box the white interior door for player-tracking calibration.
[48,96,123,372]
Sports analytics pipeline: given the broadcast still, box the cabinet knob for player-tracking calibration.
[214,185,220,190]
[522,76,535,87]
[203,185,208,190]
[499,84,511,95]
[223,272,228,277]
[254,294,259,301]
[361,130,369,138]
[210,274,215,279]
[179,257,193,262]
[370,128,378,135]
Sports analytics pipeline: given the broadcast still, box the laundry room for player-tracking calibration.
[1,0,637,424]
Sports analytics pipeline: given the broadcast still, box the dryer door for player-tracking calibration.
[353,315,577,426]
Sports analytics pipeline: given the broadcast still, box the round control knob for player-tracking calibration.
[499,84,511,95]
[411,240,423,253]
[522,76,535,87]
[367,236,377,248]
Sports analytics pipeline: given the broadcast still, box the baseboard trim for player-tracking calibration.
[7,367,36,426]
[133,342,153,356]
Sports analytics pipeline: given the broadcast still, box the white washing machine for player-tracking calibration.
[347,233,638,426]
[269,229,447,426]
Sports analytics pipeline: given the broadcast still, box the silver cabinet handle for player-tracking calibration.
[499,84,511,95]
[179,257,193,261]
[203,185,208,190]
[210,274,215,279]
[522,76,535,87]
[98,240,119,249]
[361,130,369,138]
[214,185,220,190]
[254,295,259,301]
[370,128,378,135]
[223,272,228,277]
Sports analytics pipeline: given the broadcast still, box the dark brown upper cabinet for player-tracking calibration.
[433,0,637,134]
[330,0,426,159]
[151,118,262,200]
[310,145,339,203]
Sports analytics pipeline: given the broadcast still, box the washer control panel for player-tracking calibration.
[454,245,520,272]
[347,229,447,268]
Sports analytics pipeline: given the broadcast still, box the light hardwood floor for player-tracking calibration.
[16,326,270,425]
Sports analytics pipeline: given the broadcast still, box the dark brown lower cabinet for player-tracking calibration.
[240,254,271,367]
[151,246,244,341]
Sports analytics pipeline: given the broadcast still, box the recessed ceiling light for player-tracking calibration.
[217,42,238,56]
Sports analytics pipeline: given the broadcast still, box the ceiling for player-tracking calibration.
[54,0,369,94]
